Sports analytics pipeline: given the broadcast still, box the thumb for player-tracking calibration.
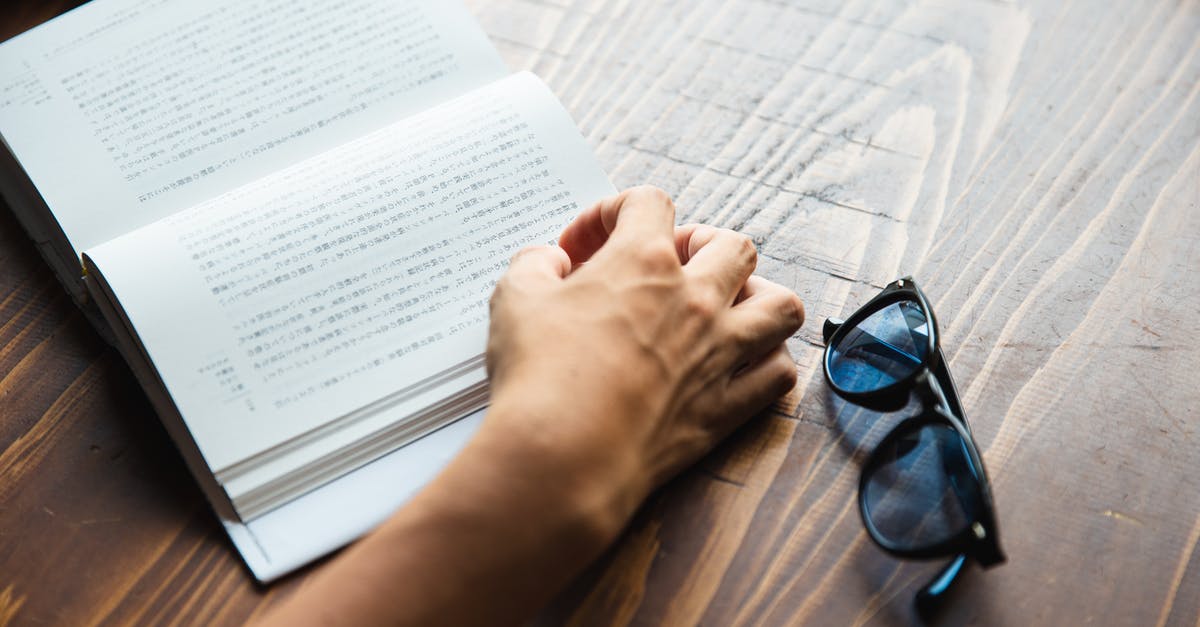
[504,245,572,282]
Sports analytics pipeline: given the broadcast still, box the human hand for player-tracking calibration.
[484,186,805,537]
[254,187,805,627]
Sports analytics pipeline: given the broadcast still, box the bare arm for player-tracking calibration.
[256,186,805,626]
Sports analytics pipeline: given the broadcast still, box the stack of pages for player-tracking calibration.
[0,0,614,581]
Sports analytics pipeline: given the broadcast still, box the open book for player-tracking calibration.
[0,0,614,581]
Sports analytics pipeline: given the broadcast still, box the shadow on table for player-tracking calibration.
[823,387,999,625]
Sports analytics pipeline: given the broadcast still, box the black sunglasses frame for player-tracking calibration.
[822,277,1005,612]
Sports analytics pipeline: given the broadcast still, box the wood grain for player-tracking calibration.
[2,0,1198,625]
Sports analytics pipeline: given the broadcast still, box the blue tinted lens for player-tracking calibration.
[828,299,929,393]
[863,423,981,549]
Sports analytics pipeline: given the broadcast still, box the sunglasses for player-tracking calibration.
[822,277,1006,615]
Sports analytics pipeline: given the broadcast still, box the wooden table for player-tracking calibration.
[2,1,1198,624]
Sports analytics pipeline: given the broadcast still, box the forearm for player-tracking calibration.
[257,398,635,626]
[255,187,804,625]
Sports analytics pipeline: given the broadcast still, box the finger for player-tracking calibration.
[728,343,799,408]
[672,223,711,263]
[725,276,805,360]
[681,227,758,303]
[703,344,798,440]
[556,201,610,266]
[606,185,677,246]
[560,186,676,265]
[733,269,775,304]
[734,276,806,321]
[503,245,572,282]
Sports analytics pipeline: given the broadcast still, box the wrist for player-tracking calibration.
[295,394,643,627]
[476,393,648,549]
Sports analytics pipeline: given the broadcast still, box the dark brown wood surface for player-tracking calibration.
[2,1,1198,625]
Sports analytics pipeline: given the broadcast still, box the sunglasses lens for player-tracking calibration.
[828,299,930,393]
[862,423,982,550]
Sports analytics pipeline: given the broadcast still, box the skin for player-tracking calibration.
[256,186,805,626]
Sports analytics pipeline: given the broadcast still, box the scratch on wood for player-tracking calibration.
[1156,512,1200,627]
[77,517,123,526]
[0,585,26,627]
[1132,319,1163,338]
[1102,510,1145,526]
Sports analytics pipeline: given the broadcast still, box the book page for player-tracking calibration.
[0,0,506,259]
[85,72,615,500]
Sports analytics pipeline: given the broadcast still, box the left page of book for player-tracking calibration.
[0,0,506,263]
[84,71,616,517]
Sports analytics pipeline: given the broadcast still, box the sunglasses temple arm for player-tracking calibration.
[915,553,969,618]
[928,346,971,435]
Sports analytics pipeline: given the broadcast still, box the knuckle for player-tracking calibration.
[774,351,799,391]
[734,231,758,265]
[783,292,806,327]
[685,224,717,259]
[627,184,674,209]
[710,229,756,267]
[491,268,526,304]
[685,292,718,321]
[631,240,679,270]
[509,245,540,264]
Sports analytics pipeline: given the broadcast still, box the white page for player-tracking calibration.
[0,0,506,260]
[86,72,616,510]
[231,408,485,582]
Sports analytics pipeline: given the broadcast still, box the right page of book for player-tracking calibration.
[0,0,506,260]
[85,72,616,508]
